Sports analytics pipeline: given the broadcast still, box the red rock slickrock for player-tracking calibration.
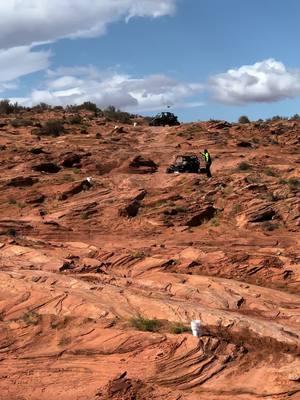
[0,110,299,400]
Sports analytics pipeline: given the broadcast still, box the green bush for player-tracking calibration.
[41,120,64,137]
[68,114,82,124]
[290,113,300,120]
[11,118,34,128]
[238,115,250,124]
[210,216,220,227]
[264,167,278,177]
[32,102,51,112]
[104,105,132,124]
[279,177,300,190]
[287,177,300,190]
[22,311,41,326]
[0,99,15,114]
[169,323,190,334]
[270,115,286,121]
[79,101,98,112]
[237,162,252,171]
[130,316,161,332]
[58,336,72,346]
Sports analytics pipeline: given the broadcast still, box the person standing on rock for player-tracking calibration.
[201,149,212,178]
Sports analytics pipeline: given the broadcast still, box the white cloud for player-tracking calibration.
[0,0,177,48]
[210,59,300,104]
[0,45,50,83]
[13,67,204,112]
[0,1,177,92]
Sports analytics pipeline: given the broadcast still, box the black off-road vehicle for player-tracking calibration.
[149,112,180,127]
[166,155,200,174]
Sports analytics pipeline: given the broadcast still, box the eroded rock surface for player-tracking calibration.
[0,112,299,400]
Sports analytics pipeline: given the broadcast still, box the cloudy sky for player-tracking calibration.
[1,0,300,121]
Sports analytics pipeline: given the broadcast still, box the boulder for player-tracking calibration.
[7,176,38,187]
[58,179,93,200]
[211,121,232,129]
[128,155,158,174]
[237,141,253,148]
[185,205,217,227]
[61,153,81,168]
[119,200,141,218]
[111,126,125,134]
[239,201,277,225]
[33,162,61,173]
[132,189,147,202]
[29,147,47,155]
[248,206,276,223]
[26,193,45,204]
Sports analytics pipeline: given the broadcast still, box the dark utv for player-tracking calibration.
[149,112,180,127]
[166,155,200,174]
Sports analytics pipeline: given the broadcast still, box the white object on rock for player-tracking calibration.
[133,122,137,127]
[86,177,93,184]
[191,320,201,337]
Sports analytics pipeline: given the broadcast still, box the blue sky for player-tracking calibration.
[1,0,300,121]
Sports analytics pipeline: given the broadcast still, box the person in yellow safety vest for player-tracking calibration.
[201,149,212,178]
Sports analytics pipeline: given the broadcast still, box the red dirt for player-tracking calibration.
[0,112,299,399]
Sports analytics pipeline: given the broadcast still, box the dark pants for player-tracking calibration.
[205,162,212,178]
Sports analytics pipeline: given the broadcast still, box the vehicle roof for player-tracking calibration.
[176,154,198,158]
[155,112,175,117]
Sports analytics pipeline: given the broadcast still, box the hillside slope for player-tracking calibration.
[0,111,299,399]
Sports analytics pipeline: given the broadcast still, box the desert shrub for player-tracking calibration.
[238,115,250,124]
[40,120,64,137]
[231,203,242,215]
[78,101,98,112]
[58,336,72,346]
[32,102,51,112]
[66,105,78,113]
[169,323,190,334]
[279,178,288,185]
[80,127,88,134]
[264,167,278,177]
[279,177,300,190]
[68,114,82,124]
[130,251,146,259]
[237,161,252,171]
[130,316,161,332]
[22,311,41,326]
[0,99,17,114]
[210,215,220,226]
[270,115,286,121]
[287,177,300,190]
[50,316,73,330]
[290,113,300,120]
[103,105,132,124]
[11,118,34,128]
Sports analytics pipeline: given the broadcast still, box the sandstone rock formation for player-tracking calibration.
[0,110,299,400]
